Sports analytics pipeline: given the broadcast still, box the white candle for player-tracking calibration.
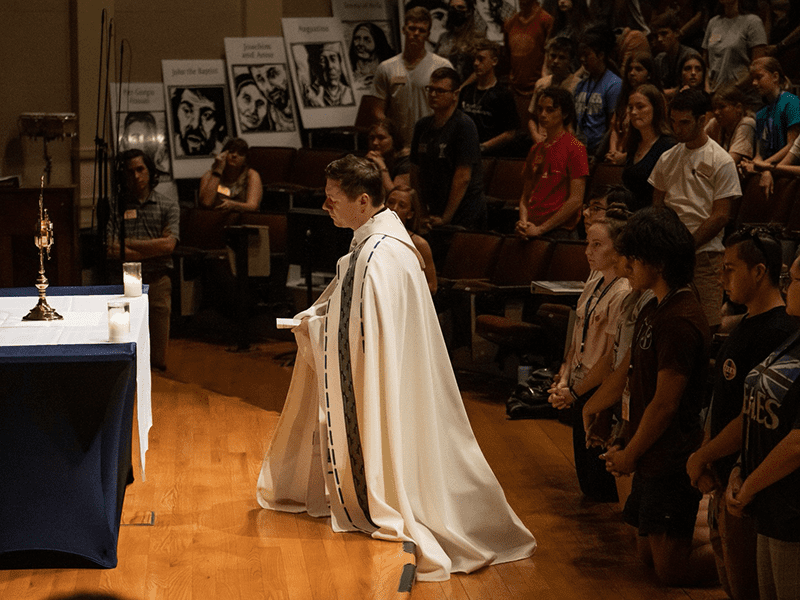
[123,272,142,297]
[108,300,131,342]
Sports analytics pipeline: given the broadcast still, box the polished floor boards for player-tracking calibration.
[0,338,727,600]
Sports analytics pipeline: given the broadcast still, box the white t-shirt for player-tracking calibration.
[649,137,742,253]
[705,115,756,158]
[788,132,800,160]
[372,51,453,149]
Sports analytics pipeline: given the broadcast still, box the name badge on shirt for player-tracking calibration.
[390,75,407,95]
[217,184,232,197]
[621,380,630,422]
[123,209,137,220]
[695,162,714,179]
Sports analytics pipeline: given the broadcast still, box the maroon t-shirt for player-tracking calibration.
[504,7,554,95]
[627,288,710,477]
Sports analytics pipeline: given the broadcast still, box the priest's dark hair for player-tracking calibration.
[616,205,696,289]
[325,154,384,206]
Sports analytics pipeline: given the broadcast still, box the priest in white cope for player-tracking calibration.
[256,155,536,582]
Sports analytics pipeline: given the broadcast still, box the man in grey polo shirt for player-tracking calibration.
[108,148,180,371]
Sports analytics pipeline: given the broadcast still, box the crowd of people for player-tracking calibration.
[544,188,800,599]
[349,2,800,597]
[132,3,800,593]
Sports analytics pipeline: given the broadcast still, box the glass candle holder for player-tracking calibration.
[107,300,131,342]
[123,262,142,297]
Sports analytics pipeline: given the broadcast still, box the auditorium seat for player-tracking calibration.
[472,238,589,369]
[261,147,346,211]
[247,146,295,187]
[735,173,798,230]
[485,157,526,232]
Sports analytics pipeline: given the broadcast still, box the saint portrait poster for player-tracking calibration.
[110,82,173,181]
[281,18,358,129]
[331,0,397,98]
[161,59,233,179]
[398,0,518,48]
[224,37,302,149]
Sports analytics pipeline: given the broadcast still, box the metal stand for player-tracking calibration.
[23,174,62,321]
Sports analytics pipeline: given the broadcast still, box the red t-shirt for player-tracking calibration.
[504,6,553,95]
[522,131,589,227]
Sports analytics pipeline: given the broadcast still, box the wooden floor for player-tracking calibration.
[0,338,728,600]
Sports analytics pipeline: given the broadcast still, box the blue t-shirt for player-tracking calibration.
[755,91,800,160]
[573,70,622,155]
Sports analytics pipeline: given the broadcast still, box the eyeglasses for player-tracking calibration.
[585,203,607,214]
[425,86,454,96]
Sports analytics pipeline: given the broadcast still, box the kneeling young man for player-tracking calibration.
[603,207,716,586]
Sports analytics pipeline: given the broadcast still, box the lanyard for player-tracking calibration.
[579,276,619,358]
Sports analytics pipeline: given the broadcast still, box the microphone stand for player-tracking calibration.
[92,10,113,283]
[115,41,127,265]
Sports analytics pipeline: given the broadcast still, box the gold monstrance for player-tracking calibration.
[23,174,63,321]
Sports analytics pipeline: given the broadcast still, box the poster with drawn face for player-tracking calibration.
[110,82,173,181]
[475,0,518,42]
[162,60,233,179]
[343,22,396,95]
[332,0,397,97]
[282,18,359,129]
[398,0,518,48]
[224,37,302,148]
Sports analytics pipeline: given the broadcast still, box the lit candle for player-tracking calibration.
[123,262,142,297]
[123,272,142,297]
[108,301,131,342]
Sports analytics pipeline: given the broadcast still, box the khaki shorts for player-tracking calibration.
[693,251,723,328]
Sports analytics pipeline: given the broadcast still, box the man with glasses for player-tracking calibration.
[372,7,453,150]
[685,227,796,600]
[410,67,486,231]
[650,89,742,332]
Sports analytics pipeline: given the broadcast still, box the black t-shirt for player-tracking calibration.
[622,136,676,212]
[742,330,800,541]
[410,110,486,229]
[388,153,411,181]
[654,45,696,90]
[458,82,520,145]
[628,288,710,477]
[710,307,797,482]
